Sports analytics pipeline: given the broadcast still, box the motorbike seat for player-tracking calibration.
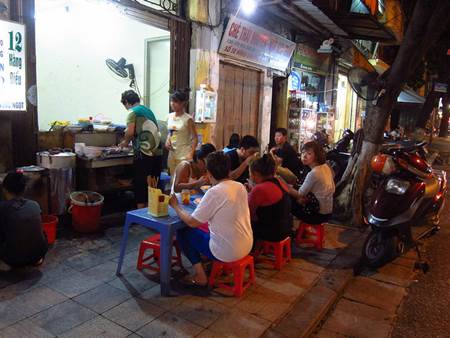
[423,176,439,198]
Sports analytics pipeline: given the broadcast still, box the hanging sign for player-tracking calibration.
[434,82,447,94]
[219,16,295,71]
[0,19,26,111]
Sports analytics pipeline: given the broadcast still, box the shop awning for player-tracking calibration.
[322,12,396,42]
[397,89,425,104]
[259,0,348,39]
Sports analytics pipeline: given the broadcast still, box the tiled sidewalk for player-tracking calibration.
[0,217,364,338]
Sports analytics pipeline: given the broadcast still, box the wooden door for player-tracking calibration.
[215,62,261,149]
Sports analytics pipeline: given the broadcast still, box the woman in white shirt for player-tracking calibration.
[169,151,253,287]
[289,141,335,224]
[166,89,198,176]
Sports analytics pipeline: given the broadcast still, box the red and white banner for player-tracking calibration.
[219,16,296,71]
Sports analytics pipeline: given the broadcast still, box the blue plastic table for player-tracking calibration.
[115,200,197,296]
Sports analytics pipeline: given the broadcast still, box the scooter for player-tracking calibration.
[326,129,354,183]
[361,142,447,269]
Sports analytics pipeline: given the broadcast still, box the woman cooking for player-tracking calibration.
[166,89,198,176]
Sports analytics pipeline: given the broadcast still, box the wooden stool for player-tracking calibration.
[208,255,255,297]
[137,234,183,272]
[295,223,324,250]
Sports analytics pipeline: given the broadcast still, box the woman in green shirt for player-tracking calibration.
[119,90,162,208]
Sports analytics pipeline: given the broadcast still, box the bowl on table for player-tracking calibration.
[200,185,211,194]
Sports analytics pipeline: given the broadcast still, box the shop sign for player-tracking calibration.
[0,19,26,111]
[293,44,329,75]
[219,16,295,71]
[291,70,301,91]
[434,82,447,94]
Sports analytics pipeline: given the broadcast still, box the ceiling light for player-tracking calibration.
[240,0,256,16]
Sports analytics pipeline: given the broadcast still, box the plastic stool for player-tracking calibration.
[208,255,255,297]
[137,234,183,272]
[295,223,324,250]
[261,237,292,270]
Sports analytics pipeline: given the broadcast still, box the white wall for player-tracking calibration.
[35,0,170,130]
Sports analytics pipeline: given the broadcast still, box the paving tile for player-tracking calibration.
[102,297,164,331]
[0,276,42,302]
[8,285,67,317]
[112,250,140,273]
[343,277,406,313]
[64,252,108,271]
[0,319,55,338]
[270,269,319,289]
[257,276,307,299]
[283,257,326,274]
[207,309,271,338]
[196,328,227,338]
[82,261,120,283]
[261,328,289,338]
[368,263,416,287]
[59,316,132,338]
[314,328,350,337]
[0,300,27,330]
[73,284,131,314]
[30,300,97,335]
[137,285,189,311]
[135,312,204,338]
[43,270,104,298]
[235,287,292,322]
[391,256,417,269]
[316,268,353,294]
[37,263,79,285]
[107,270,158,296]
[271,285,337,338]
[170,297,228,328]
[208,290,246,308]
[321,299,394,338]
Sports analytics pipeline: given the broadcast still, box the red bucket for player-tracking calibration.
[69,191,104,233]
[41,215,58,245]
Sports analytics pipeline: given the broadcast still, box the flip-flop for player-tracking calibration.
[179,276,208,288]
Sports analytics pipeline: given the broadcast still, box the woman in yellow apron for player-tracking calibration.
[166,89,198,176]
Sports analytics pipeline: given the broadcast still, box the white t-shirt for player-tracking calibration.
[299,164,335,214]
[191,180,253,262]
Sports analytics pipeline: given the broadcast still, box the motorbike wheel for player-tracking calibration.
[362,231,398,268]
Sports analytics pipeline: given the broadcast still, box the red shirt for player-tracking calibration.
[248,178,288,220]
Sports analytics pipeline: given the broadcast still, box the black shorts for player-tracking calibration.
[291,202,331,224]
[134,154,162,204]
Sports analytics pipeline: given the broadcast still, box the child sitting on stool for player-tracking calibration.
[0,172,48,269]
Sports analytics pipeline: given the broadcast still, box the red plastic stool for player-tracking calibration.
[261,237,292,270]
[136,234,183,272]
[295,223,324,250]
[208,255,255,297]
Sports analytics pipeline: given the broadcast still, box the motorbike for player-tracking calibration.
[361,141,447,269]
[326,129,354,183]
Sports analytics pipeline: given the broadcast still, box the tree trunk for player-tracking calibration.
[336,0,450,226]
[439,96,449,137]
[416,91,438,129]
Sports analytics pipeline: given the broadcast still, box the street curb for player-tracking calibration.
[264,226,365,337]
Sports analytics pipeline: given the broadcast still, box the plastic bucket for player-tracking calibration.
[41,215,58,245]
[69,191,104,233]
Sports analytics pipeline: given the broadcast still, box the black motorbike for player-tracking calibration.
[361,141,447,269]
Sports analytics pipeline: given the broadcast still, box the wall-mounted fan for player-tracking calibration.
[106,57,140,95]
[348,67,384,101]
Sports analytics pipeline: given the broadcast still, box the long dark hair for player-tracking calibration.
[250,154,276,177]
